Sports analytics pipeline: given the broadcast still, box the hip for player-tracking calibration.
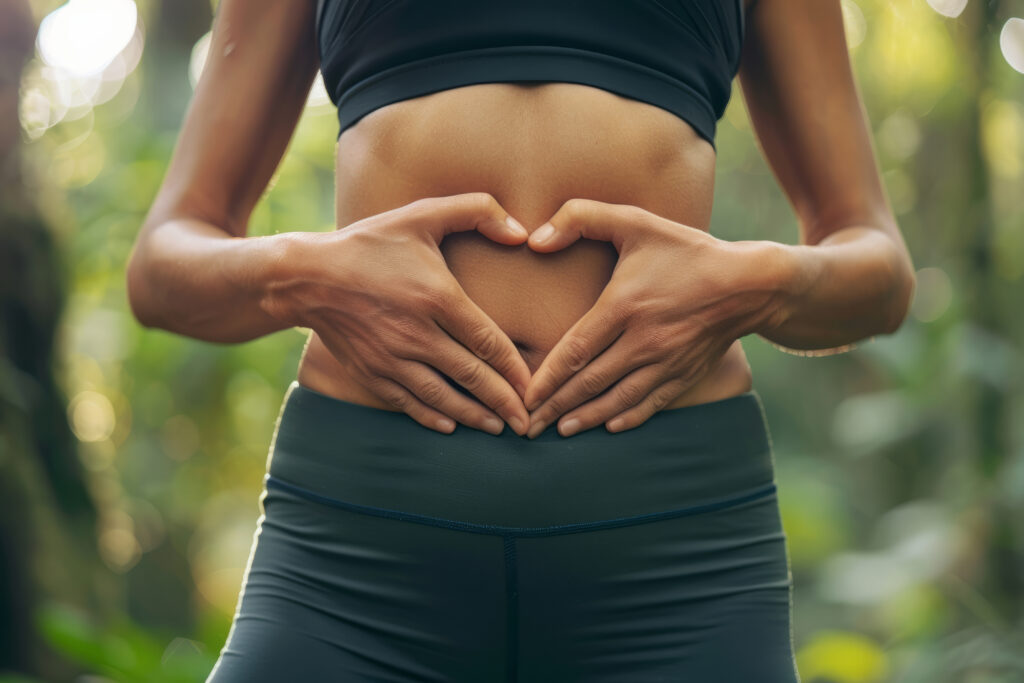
[266,378,775,528]
[206,381,797,682]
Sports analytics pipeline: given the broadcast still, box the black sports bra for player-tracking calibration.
[314,0,745,148]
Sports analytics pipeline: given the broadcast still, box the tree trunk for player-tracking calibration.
[958,0,1021,626]
[0,0,107,678]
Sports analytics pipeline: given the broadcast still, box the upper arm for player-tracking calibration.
[142,0,321,238]
[737,0,907,252]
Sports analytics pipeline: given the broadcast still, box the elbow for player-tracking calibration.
[883,252,917,335]
[125,244,162,330]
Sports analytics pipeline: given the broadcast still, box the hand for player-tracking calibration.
[522,198,789,438]
[265,192,533,436]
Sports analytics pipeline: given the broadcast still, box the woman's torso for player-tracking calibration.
[296,81,754,413]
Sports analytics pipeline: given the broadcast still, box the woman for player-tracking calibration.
[126,0,916,680]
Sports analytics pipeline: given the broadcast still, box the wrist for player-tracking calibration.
[724,238,815,335]
[251,230,327,329]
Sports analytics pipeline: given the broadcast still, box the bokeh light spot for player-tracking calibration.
[878,110,921,161]
[841,0,867,50]
[37,0,138,77]
[99,527,142,572]
[797,630,890,683]
[981,98,1023,178]
[1001,17,1024,74]
[925,0,967,19]
[68,390,116,442]
[25,0,144,137]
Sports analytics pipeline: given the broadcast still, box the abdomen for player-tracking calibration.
[297,82,754,409]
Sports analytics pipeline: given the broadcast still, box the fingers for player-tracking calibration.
[402,325,529,435]
[384,359,513,435]
[533,366,685,439]
[525,338,642,438]
[522,291,629,412]
[403,192,529,246]
[600,376,691,434]
[430,282,531,421]
[323,191,534,435]
[528,198,651,253]
[365,374,458,434]
[325,312,525,435]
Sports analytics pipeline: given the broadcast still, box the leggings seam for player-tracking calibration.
[263,475,777,537]
[503,536,518,683]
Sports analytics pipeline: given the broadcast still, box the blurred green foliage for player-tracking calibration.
[5,0,1024,680]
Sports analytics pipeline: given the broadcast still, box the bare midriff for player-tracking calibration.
[296,82,754,415]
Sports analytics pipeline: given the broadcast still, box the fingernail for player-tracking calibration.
[608,417,625,432]
[531,223,555,244]
[505,215,527,237]
[560,418,581,437]
[527,419,547,439]
[483,416,504,434]
[509,415,526,435]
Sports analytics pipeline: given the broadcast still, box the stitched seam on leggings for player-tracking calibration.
[264,475,778,537]
[503,536,518,683]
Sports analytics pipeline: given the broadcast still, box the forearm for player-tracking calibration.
[744,225,916,353]
[125,218,308,343]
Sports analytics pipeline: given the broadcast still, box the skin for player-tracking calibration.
[126,0,915,439]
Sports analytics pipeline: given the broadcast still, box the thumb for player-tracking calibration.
[527,198,633,253]
[406,192,529,246]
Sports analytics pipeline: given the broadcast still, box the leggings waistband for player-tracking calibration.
[265,381,778,529]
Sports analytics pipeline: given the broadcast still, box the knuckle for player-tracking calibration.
[613,282,655,318]
[416,285,449,315]
[490,395,519,418]
[467,191,496,208]
[578,370,607,397]
[389,314,424,346]
[467,323,500,360]
[360,360,388,384]
[353,351,388,380]
[476,191,502,214]
[417,379,448,406]
[404,196,433,220]
[650,383,678,408]
[608,295,642,325]
[640,326,673,355]
[410,273,455,310]
[385,201,429,236]
[615,381,646,407]
[561,197,589,222]
[373,380,408,409]
[451,358,487,388]
[449,191,497,217]
[563,337,591,372]
[544,395,566,416]
[624,203,654,227]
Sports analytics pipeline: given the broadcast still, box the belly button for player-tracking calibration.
[513,340,533,359]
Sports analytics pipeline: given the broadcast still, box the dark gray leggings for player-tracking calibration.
[206,381,799,682]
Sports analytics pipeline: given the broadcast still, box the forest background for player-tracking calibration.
[2,0,1023,681]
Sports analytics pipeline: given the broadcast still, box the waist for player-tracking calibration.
[265,380,778,530]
